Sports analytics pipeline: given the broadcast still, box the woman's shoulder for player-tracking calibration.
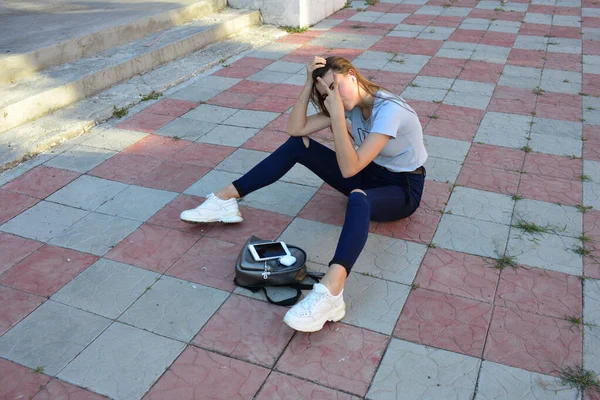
[374,90,415,115]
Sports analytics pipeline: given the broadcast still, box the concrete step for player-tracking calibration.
[0,7,261,134]
[0,0,227,85]
[0,24,287,172]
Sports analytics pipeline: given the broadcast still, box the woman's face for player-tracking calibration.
[316,70,359,111]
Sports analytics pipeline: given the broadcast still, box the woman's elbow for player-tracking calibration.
[341,169,357,179]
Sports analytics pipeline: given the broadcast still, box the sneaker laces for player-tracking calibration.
[296,290,327,315]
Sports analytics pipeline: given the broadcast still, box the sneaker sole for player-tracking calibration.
[180,215,243,224]
[283,305,346,333]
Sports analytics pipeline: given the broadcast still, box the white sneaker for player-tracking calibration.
[179,193,243,224]
[283,283,345,332]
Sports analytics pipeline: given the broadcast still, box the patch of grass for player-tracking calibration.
[390,58,406,64]
[494,7,505,11]
[566,315,583,325]
[494,254,517,270]
[580,92,589,97]
[140,91,162,101]
[359,271,377,277]
[34,366,45,374]
[581,174,592,182]
[548,41,559,45]
[429,28,436,33]
[587,106,597,111]
[576,205,593,213]
[511,194,524,201]
[172,136,182,141]
[557,366,600,395]
[343,0,352,8]
[112,105,129,119]
[356,7,367,11]
[532,86,545,95]
[432,100,442,104]
[522,145,532,153]
[513,219,555,236]
[365,0,379,5]
[281,25,308,34]
[563,79,570,83]
[350,24,367,29]
[409,83,420,88]
[573,245,590,256]
[578,235,593,243]
[428,242,437,249]
[429,114,440,119]
[410,283,420,291]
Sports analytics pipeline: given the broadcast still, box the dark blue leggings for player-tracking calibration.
[232,136,425,275]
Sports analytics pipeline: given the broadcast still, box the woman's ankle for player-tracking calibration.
[215,185,240,200]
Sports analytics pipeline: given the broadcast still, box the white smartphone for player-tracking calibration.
[248,241,291,262]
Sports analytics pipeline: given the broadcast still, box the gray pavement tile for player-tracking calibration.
[414,76,455,90]
[222,110,280,129]
[263,60,305,74]
[382,54,431,74]
[475,361,578,400]
[584,278,600,326]
[58,322,185,400]
[0,153,56,187]
[524,12,553,24]
[0,201,88,242]
[250,42,302,60]
[436,41,477,59]
[433,214,511,258]
[583,27,600,41]
[171,85,223,102]
[348,11,386,23]
[392,24,426,33]
[584,55,600,74]
[309,31,382,49]
[546,38,582,54]
[155,117,217,141]
[278,218,341,267]
[474,112,532,149]
[585,326,600,376]
[119,275,229,342]
[401,86,447,102]
[216,148,323,188]
[376,13,410,24]
[416,27,455,41]
[342,273,410,335]
[195,124,258,147]
[282,73,307,86]
[498,66,542,90]
[540,69,582,94]
[367,338,480,400]
[52,258,159,319]
[584,97,600,125]
[528,133,582,157]
[183,104,239,124]
[472,45,511,64]
[415,5,444,15]
[309,18,344,31]
[48,212,142,256]
[584,181,600,211]
[423,157,462,184]
[44,145,116,173]
[530,118,582,140]
[445,187,514,225]
[514,35,548,51]
[0,301,110,376]
[444,91,492,110]
[353,51,393,70]
[553,15,581,27]
[247,70,296,84]
[82,127,148,152]
[46,175,128,211]
[583,7,600,16]
[489,21,521,34]
[423,135,470,162]
[191,76,240,91]
[585,160,600,183]
[353,234,428,285]
[95,185,176,222]
[506,231,582,275]
[460,18,491,30]
[185,169,240,198]
[514,198,582,238]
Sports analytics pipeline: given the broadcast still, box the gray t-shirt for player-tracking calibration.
[345,90,427,173]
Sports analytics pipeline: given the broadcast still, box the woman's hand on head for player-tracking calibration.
[316,75,344,119]
[306,56,326,82]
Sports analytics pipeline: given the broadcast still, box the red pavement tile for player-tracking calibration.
[583,16,600,28]
[207,90,259,108]
[1,245,97,297]
[276,323,388,397]
[264,114,290,132]
[265,84,304,99]
[419,180,453,212]
[519,23,552,36]
[457,164,521,195]
[0,358,50,400]
[370,207,442,244]
[408,100,441,125]
[448,29,485,44]
[402,14,437,26]
[256,372,357,400]
[143,346,269,400]
[480,32,517,47]
[277,32,322,45]
[89,153,163,184]
[584,74,600,97]
[470,9,525,21]
[484,306,582,376]
[387,4,420,13]
[528,5,555,13]
[167,237,241,292]
[585,390,600,400]
[133,161,210,193]
[0,189,39,225]
[298,186,348,226]
[331,21,396,36]
[495,266,583,319]
[242,129,290,152]
[0,232,43,275]
[329,8,359,19]
[414,248,499,303]
[171,142,236,168]
[549,26,582,39]
[523,152,583,181]
[362,69,415,95]
[31,379,109,400]
[228,80,276,96]
[517,173,582,206]
[204,206,293,245]
[544,52,582,72]
[212,65,262,79]
[535,92,582,122]
[394,288,493,357]
[193,295,295,367]
[425,105,484,141]
[507,49,546,69]
[147,194,211,236]
[1,166,80,199]
[282,46,363,64]
[421,57,466,79]
[584,210,600,279]
[584,40,600,56]
[228,56,275,69]
[464,143,525,171]
[458,60,504,84]
[143,98,200,117]
[488,86,538,116]
[0,285,44,336]
[431,16,463,28]
[116,111,175,133]
[369,37,443,56]
[122,134,191,160]
[106,224,199,273]
[246,95,297,113]
[584,125,600,162]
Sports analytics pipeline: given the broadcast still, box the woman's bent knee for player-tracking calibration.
[350,189,367,196]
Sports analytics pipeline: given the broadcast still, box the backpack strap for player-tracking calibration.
[234,271,325,306]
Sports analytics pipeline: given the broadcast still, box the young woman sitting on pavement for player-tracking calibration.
[180,55,428,333]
